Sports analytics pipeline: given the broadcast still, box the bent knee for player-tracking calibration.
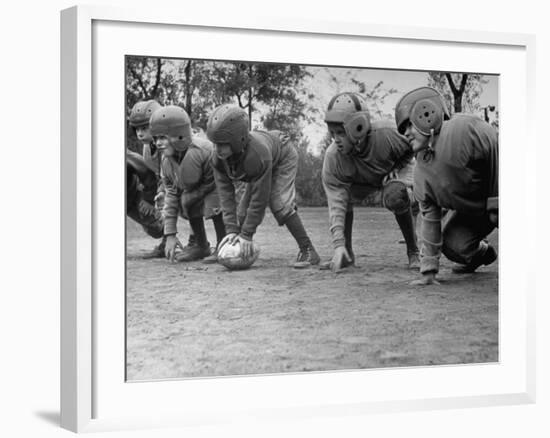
[144,223,164,239]
[442,238,479,265]
[383,181,410,215]
[272,204,296,225]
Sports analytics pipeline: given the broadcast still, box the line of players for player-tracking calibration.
[126,87,498,285]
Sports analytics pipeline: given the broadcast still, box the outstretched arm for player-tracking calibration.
[239,160,271,240]
[321,147,351,249]
[412,199,443,285]
[212,161,240,235]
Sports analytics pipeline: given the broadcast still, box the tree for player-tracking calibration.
[206,62,311,134]
[295,137,327,206]
[126,56,163,112]
[321,68,398,120]
[427,72,488,114]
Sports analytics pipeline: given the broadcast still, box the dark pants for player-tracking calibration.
[127,166,164,239]
[442,210,496,264]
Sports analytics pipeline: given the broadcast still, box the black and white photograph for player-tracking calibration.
[4,0,546,435]
[125,56,499,381]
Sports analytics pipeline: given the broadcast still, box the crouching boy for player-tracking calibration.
[206,104,319,268]
[150,105,226,262]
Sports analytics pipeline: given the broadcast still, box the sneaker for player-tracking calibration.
[408,252,420,270]
[452,245,497,274]
[176,243,212,262]
[202,248,219,264]
[293,245,321,269]
[141,239,166,259]
[183,234,196,249]
[175,234,198,255]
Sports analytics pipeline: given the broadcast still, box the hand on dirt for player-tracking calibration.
[165,235,184,263]
[410,272,440,286]
[330,246,352,272]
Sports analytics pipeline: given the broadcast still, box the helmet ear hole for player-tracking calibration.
[410,99,443,136]
[394,87,450,135]
[343,113,370,144]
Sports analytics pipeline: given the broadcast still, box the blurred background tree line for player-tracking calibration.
[126,56,496,207]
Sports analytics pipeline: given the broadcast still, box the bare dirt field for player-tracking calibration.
[126,207,498,381]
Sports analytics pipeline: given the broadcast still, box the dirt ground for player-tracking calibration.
[126,207,498,381]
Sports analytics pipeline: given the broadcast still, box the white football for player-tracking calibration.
[217,239,260,270]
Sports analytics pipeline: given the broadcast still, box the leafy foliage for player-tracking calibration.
[427,72,488,114]
[295,137,327,206]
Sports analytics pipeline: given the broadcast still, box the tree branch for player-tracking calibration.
[445,73,458,95]
[458,74,468,94]
[129,61,149,99]
[150,58,162,99]
[184,60,193,116]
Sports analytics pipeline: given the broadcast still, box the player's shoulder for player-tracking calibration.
[187,137,214,160]
[369,118,409,149]
[249,130,272,146]
[369,119,403,141]
[443,113,497,138]
[371,119,398,132]
[264,129,291,146]
[445,113,485,130]
[240,132,273,176]
[247,131,273,158]
[190,136,214,152]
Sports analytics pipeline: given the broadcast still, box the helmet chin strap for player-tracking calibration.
[421,128,436,162]
[428,128,435,152]
[353,136,366,154]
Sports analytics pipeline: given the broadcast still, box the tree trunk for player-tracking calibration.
[445,73,468,113]
[454,94,463,113]
[248,64,253,126]
[150,58,162,99]
[184,60,193,117]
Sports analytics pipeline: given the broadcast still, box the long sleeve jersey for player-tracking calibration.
[161,137,216,235]
[211,130,283,239]
[142,143,162,176]
[414,114,499,273]
[142,143,166,200]
[322,120,413,248]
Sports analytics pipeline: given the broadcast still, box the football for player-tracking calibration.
[217,239,260,270]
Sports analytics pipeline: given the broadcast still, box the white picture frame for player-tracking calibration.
[60,4,536,433]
